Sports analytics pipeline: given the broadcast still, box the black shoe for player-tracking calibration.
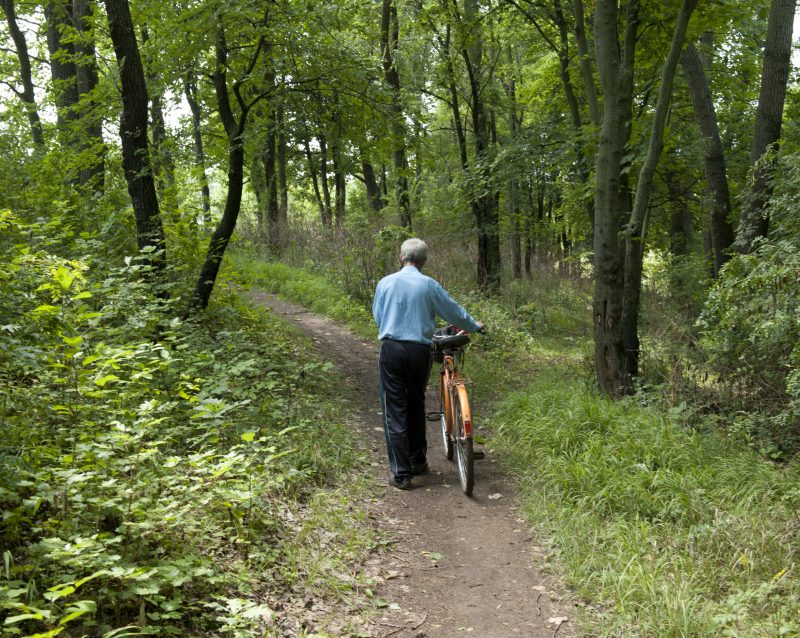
[411,462,429,476]
[389,476,414,490]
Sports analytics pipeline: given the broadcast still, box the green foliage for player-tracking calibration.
[698,154,800,453]
[0,213,376,636]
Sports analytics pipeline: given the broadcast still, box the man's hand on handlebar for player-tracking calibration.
[454,322,486,336]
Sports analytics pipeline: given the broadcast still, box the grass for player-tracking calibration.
[234,252,800,637]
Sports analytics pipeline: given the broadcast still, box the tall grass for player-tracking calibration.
[493,372,800,636]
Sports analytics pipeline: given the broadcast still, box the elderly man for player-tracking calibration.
[372,238,484,490]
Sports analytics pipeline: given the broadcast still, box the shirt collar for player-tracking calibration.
[401,265,419,273]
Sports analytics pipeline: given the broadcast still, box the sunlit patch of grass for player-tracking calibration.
[228,253,376,339]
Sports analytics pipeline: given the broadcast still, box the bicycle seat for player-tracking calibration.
[432,331,471,349]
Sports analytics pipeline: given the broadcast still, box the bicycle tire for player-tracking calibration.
[439,374,453,460]
[451,386,474,495]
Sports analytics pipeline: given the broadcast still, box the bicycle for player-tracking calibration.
[428,326,485,495]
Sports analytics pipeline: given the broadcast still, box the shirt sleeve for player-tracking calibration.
[430,281,481,332]
[372,280,384,327]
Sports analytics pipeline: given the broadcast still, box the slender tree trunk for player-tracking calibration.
[303,133,326,224]
[1,0,45,147]
[140,26,175,208]
[381,0,411,228]
[331,89,346,227]
[265,118,280,249]
[251,151,267,241]
[191,21,263,310]
[184,74,211,225]
[506,75,522,279]
[736,0,797,252]
[319,133,333,226]
[573,0,600,127]
[681,37,734,276]
[73,0,104,190]
[277,100,288,225]
[104,0,165,271]
[620,0,697,381]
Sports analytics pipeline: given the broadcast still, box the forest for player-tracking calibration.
[1,0,799,636]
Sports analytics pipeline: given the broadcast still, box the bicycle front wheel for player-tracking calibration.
[439,374,453,460]
[451,386,474,495]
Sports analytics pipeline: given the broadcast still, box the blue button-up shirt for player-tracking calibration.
[372,266,481,344]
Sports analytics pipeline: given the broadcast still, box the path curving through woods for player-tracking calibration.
[249,290,576,638]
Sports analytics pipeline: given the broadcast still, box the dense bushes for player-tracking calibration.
[0,212,374,636]
[698,155,800,454]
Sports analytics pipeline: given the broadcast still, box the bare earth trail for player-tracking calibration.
[249,291,576,638]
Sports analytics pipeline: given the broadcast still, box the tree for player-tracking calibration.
[191,12,268,310]
[735,0,797,253]
[104,0,165,271]
[1,0,44,147]
[380,0,412,228]
[73,0,104,190]
[680,36,734,277]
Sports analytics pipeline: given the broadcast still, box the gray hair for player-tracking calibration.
[400,238,428,263]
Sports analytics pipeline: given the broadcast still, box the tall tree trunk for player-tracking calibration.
[680,37,734,276]
[381,0,412,228]
[461,0,500,292]
[104,0,165,271]
[592,0,638,396]
[46,0,79,184]
[620,0,697,381]
[73,0,104,190]
[184,73,212,225]
[735,0,796,253]
[1,0,45,147]
[191,20,263,310]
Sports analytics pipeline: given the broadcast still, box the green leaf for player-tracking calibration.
[94,374,119,387]
[240,431,256,442]
[63,335,83,347]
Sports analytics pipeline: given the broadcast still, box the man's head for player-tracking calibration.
[400,238,428,268]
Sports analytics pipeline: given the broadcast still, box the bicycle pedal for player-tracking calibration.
[473,450,485,460]
[426,411,443,422]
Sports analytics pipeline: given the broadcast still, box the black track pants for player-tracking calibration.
[379,339,432,481]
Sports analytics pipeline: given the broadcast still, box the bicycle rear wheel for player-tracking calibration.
[451,387,474,495]
[439,374,453,460]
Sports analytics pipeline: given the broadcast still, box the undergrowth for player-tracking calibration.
[0,214,379,637]
[237,253,800,637]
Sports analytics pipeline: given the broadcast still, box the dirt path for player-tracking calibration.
[249,291,576,638]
